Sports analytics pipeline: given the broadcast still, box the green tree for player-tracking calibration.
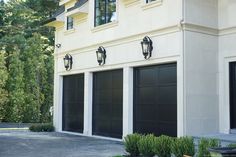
[6,48,25,122]
[40,47,54,122]
[0,0,5,38]
[0,0,57,123]
[22,34,53,122]
[0,52,8,121]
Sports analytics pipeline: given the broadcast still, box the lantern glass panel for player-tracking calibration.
[143,43,149,54]
[64,58,69,68]
[97,51,103,62]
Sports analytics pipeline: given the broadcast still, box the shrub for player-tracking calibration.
[154,135,173,157]
[228,143,236,148]
[29,123,54,132]
[124,133,142,157]
[171,136,195,157]
[138,134,156,157]
[198,138,220,157]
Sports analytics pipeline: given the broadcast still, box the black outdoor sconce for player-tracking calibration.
[96,46,106,65]
[63,54,73,71]
[141,36,153,59]
[56,43,61,48]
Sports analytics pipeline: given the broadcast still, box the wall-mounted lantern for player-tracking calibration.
[63,54,73,71]
[141,36,153,59]
[96,46,106,65]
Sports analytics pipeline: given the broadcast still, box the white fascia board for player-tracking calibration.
[66,2,88,17]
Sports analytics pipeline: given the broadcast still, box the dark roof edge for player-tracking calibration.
[42,17,57,25]
[53,5,65,18]
[43,5,65,25]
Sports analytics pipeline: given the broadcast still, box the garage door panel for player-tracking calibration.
[157,86,177,104]
[65,103,83,114]
[63,74,84,133]
[135,105,157,121]
[63,90,77,102]
[95,73,112,90]
[230,62,236,129]
[158,65,177,84]
[112,104,123,119]
[95,90,112,103]
[158,122,177,136]
[93,104,111,119]
[112,89,123,102]
[134,63,177,137]
[137,68,156,86]
[135,122,159,135]
[111,120,122,133]
[137,87,156,104]
[93,69,123,138]
[95,121,110,133]
[112,71,123,89]
[158,104,177,122]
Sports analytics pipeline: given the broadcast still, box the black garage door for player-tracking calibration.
[63,74,84,133]
[93,70,123,138]
[134,63,177,137]
[230,62,236,129]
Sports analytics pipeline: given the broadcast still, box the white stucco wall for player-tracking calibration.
[54,30,184,136]
[53,0,185,137]
[53,0,236,138]
[183,0,219,136]
[218,0,236,133]
[184,31,219,135]
[55,0,183,54]
[56,32,182,74]
[218,0,236,29]
[184,0,218,28]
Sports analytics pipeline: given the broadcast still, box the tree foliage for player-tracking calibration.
[7,48,25,122]
[0,0,57,122]
[0,52,8,121]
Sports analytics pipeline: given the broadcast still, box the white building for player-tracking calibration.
[45,0,236,139]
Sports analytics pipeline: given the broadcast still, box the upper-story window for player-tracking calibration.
[145,0,156,3]
[94,0,116,27]
[67,17,74,30]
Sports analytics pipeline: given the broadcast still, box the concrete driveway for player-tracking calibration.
[0,130,124,157]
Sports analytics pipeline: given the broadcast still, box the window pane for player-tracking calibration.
[107,0,116,23]
[146,0,156,3]
[95,0,116,26]
[67,17,73,30]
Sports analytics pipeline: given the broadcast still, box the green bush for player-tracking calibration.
[154,135,173,157]
[198,138,220,157]
[124,133,142,157]
[171,136,195,157]
[228,143,236,148]
[29,123,54,132]
[138,134,156,157]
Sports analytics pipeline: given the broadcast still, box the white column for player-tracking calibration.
[123,67,133,138]
[58,76,63,132]
[53,58,63,132]
[84,72,93,136]
[177,59,184,137]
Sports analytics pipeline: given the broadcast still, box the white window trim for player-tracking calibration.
[91,21,118,33]
[64,28,76,35]
[63,16,76,35]
[122,0,140,7]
